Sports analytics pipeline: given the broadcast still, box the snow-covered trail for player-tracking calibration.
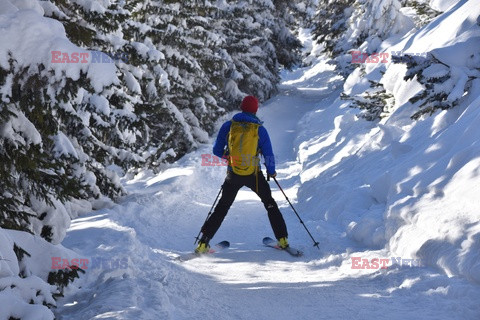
[56,62,480,320]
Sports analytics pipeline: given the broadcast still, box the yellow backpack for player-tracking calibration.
[227,120,260,175]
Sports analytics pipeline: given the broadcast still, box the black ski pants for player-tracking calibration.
[201,170,288,242]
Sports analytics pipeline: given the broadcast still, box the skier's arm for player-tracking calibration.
[213,121,231,158]
[258,126,276,175]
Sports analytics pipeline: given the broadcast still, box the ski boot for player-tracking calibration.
[277,237,289,249]
[195,236,211,254]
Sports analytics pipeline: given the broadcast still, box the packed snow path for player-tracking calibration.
[56,63,480,319]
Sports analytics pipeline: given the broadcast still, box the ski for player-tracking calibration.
[263,237,303,257]
[175,240,230,262]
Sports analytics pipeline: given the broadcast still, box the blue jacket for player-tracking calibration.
[213,112,276,175]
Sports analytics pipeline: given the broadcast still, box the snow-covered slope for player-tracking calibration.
[1,0,480,319]
[301,0,480,283]
[53,57,480,319]
[52,1,480,319]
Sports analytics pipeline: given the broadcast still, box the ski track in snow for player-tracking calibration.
[55,63,480,320]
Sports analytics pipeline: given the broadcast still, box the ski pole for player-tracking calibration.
[271,176,320,249]
[194,184,223,244]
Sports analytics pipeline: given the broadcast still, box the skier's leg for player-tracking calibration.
[201,171,242,241]
[247,172,288,239]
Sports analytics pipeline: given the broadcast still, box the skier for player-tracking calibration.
[195,95,289,253]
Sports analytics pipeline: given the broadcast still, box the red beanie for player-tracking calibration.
[240,96,259,113]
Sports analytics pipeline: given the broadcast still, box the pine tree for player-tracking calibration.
[393,54,478,119]
[313,0,413,117]
[270,0,303,69]
[218,0,278,104]
[0,56,103,243]
[288,0,319,28]
[1,0,305,245]
[312,0,355,56]
[341,79,395,121]
[400,0,441,28]
[1,0,307,316]
[313,0,412,62]
[131,0,225,158]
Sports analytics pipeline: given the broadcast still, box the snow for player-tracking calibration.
[429,0,461,11]
[54,53,480,319]
[0,228,82,320]
[0,292,54,320]
[0,0,119,95]
[0,231,18,278]
[70,0,107,14]
[52,131,79,159]
[89,94,111,116]
[4,0,44,15]
[1,0,480,319]
[0,109,42,146]
[124,71,142,94]
[29,196,71,245]
[392,0,480,58]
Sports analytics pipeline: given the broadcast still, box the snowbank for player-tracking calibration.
[0,0,120,318]
[0,3,119,92]
[0,228,81,320]
[295,0,480,283]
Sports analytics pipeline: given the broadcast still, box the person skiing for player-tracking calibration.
[195,95,289,253]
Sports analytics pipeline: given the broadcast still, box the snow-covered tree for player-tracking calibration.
[269,0,304,69]
[216,1,276,104]
[393,53,480,119]
[313,0,355,56]
[218,0,302,105]
[289,0,319,27]
[0,38,124,246]
[400,0,441,27]
[1,0,305,244]
[118,0,224,163]
[314,0,412,57]
[341,79,395,120]
[345,0,413,53]
[312,0,415,118]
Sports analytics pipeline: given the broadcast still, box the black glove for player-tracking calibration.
[267,172,277,181]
